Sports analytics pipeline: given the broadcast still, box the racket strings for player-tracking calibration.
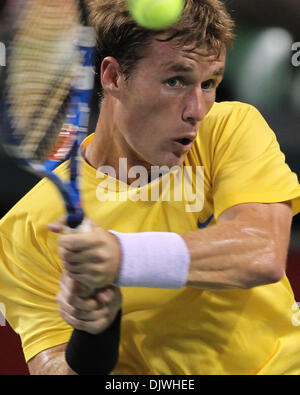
[5,0,80,161]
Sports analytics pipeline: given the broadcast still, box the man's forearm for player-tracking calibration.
[183,220,283,290]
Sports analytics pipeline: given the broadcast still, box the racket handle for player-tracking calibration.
[63,217,93,295]
[64,217,91,233]
[66,309,121,375]
[62,216,121,375]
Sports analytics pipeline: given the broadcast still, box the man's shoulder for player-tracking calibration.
[205,101,257,121]
[198,101,266,144]
[191,101,269,168]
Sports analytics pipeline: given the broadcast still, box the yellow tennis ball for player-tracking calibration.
[128,0,184,30]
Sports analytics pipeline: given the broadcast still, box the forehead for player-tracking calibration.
[139,35,226,73]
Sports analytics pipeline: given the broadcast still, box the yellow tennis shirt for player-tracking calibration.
[1,102,300,375]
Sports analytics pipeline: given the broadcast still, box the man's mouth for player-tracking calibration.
[175,137,193,146]
[172,135,196,151]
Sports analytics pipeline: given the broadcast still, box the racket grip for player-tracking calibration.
[63,217,91,233]
[61,217,122,374]
[65,309,121,375]
[63,217,94,295]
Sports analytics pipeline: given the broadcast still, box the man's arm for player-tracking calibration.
[183,201,292,290]
[57,201,293,291]
[28,343,76,375]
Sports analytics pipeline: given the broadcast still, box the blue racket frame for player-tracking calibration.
[44,27,95,227]
[0,17,95,228]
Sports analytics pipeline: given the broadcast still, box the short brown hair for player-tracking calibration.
[88,0,235,100]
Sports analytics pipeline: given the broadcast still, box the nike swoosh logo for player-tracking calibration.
[198,214,214,229]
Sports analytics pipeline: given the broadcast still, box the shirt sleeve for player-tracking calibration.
[211,104,300,220]
[0,186,72,363]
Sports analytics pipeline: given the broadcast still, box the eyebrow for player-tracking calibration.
[166,63,225,77]
[166,63,194,73]
[211,68,225,76]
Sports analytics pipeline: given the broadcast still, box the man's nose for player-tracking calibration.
[182,87,209,125]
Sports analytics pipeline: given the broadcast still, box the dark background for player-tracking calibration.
[0,0,299,375]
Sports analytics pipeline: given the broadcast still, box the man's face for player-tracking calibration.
[115,37,226,170]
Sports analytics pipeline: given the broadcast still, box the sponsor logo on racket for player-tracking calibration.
[0,303,6,327]
[291,42,300,67]
[0,42,5,66]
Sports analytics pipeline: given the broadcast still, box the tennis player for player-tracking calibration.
[1,0,300,375]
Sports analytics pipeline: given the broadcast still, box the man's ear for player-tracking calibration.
[101,56,124,99]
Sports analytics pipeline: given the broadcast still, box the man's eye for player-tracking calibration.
[166,78,182,88]
[201,79,216,90]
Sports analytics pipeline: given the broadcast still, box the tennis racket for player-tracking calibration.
[0,0,94,228]
[0,0,121,375]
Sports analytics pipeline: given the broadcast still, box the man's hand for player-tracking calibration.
[49,218,122,290]
[48,217,122,334]
[56,272,122,335]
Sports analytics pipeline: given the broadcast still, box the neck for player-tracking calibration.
[85,100,151,185]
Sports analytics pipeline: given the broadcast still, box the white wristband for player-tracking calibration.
[109,231,190,289]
